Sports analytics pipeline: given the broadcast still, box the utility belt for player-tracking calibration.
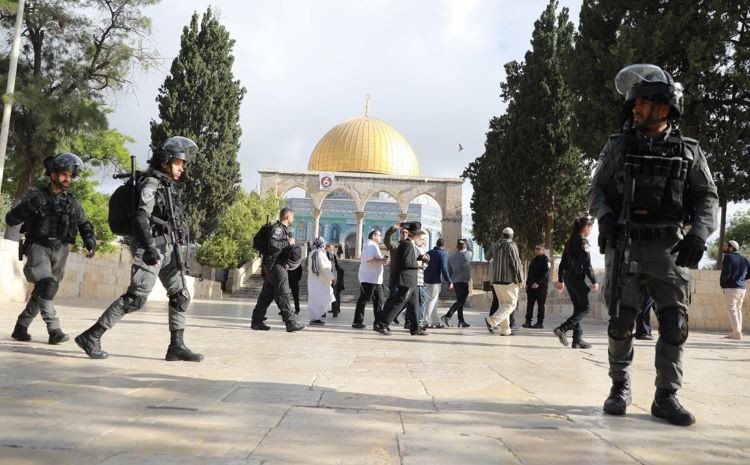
[25,237,66,248]
[629,226,680,240]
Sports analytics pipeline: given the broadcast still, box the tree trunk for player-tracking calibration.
[545,197,554,285]
[716,201,727,270]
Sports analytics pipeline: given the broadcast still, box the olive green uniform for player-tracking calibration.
[589,127,718,390]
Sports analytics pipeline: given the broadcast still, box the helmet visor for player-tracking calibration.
[161,136,198,156]
[52,153,85,177]
[615,64,672,96]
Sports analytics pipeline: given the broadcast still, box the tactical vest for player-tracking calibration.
[609,131,694,225]
[22,188,78,244]
[139,172,187,238]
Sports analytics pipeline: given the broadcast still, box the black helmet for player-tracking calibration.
[149,136,198,167]
[615,64,683,118]
[44,152,85,177]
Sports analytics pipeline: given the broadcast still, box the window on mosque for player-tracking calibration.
[296,221,307,241]
[330,224,340,243]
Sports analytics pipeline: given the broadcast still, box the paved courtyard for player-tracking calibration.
[0,296,748,465]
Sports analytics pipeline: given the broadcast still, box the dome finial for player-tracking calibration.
[364,94,371,117]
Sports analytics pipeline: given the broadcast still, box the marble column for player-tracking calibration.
[399,212,408,223]
[355,211,366,259]
[312,208,321,240]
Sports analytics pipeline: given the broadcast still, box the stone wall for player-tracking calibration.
[0,239,222,303]
[467,262,749,331]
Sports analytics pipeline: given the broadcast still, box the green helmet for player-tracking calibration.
[615,64,683,118]
[44,152,85,177]
[149,136,198,167]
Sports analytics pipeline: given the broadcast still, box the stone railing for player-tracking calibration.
[467,263,748,331]
[0,238,223,303]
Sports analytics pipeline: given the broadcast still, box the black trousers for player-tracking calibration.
[379,285,419,332]
[252,264,294,324]
[288,267,302,313]
[525,287,547,323]
[445,282,469,322]
[561,274,591,332]
[353,282,384,325]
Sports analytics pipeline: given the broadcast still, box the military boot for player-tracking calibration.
[165,329,204,362]
[651,389,695,426]
[603,381,631,416]
[571,329,592,349]
[553,322,572,346]
[286,320,305,332]
[48,328,70,345]
[75,323,109,359]
[11,323,31,342]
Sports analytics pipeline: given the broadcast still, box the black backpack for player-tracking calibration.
[108,158,142,235]
[252,217,272,255]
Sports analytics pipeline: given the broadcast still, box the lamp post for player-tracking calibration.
[0,0,26,195]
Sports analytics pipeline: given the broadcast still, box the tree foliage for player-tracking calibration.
[570,1,750,267]
[150,7,245,242]
[465,0,588,259]
[0,0,157,199]
[196,191,284,269]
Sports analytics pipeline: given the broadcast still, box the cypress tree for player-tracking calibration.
[150,7,246,241]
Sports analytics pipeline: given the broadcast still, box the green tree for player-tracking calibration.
[466,0,588,259]
[570,1,750,268]
[150,7,245,242]
[197,191,284,269]
[0,0,157,199]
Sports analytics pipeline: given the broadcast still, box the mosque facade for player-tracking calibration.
[258,103,476,259]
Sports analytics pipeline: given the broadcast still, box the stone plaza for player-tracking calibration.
[0,296,748,465]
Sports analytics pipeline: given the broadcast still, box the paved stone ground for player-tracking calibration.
[0,296,748,465]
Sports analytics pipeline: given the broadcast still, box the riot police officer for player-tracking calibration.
[75,136,204,361]
[6,153,97,344]
[249,208,305,332]
[590,64,718,426]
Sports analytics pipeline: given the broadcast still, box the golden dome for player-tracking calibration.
[308,115,419,176]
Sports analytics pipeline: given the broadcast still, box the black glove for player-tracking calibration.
[142,247,160,266]
[598,213,617,239]
[671,234,705,268]
[84,238,97,258]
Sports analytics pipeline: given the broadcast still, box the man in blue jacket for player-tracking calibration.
[423,239,453,328]
[720,240,750,340]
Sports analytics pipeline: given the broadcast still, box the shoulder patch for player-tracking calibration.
[141,186,156,203]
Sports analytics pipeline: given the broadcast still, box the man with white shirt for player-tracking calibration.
[352,229,389,329]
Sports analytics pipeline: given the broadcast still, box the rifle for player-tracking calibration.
[163,183,188,289]
[608,173,639,318]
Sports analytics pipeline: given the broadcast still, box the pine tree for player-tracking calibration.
[466,0,588,258]
[570,0,750,268]
[150,7,245,241]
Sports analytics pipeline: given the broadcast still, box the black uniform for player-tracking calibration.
[524,254,551,326]
[7,186,96,343]
[557,235,597,343]
[328,250,344,316]
[251,221,303,330]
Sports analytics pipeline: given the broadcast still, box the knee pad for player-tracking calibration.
[33,278,59,300]
[657,307,689,346]
[169,289,191,312]
[607,306,638,340]
[122,292,146,314]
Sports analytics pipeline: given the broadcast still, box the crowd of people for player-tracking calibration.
[7,63,746,429]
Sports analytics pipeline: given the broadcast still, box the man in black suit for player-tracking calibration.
[374,222,430,336]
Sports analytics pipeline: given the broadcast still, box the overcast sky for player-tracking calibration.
[106,0,581,197]
[104,0,745,267]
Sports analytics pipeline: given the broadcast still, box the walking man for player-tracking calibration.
[76,137,203,361]
[484,227,524,335]
[522,244,550,329]
[442,239,473,327]
[720,240,749,340]
[8,153,97,344]
[423,238,452,328]
[250,208,306,332]
[352,229,388,329]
